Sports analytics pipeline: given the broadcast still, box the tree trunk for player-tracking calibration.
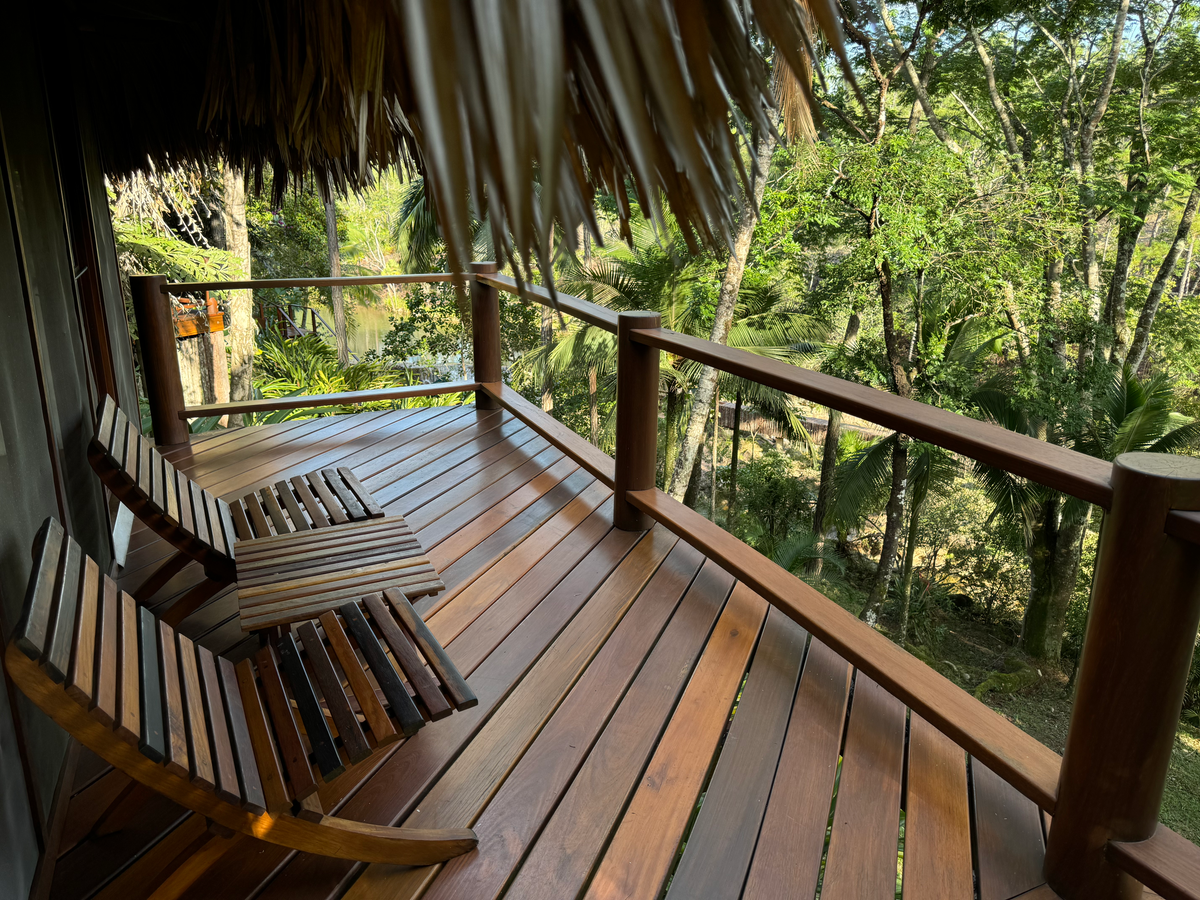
[682,420,706,509]
[898,487,925,644]
[1021,497,1086,661]
[541,305,554,412]
[661,385,679,489]
[323,196,349,367]
[222,164,254,405]
[667,129,777,500]
[807,409,842,578]
[1127,173,1200,372]
[861,435,909,623]
[711,389,719,520]
[728,391,743,531]
[1102,164,1155,361]
[588,365,599,445]
[808,311,860,576]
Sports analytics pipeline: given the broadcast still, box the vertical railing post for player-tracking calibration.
[613,311,661,531]
[1045,452,1200,899]
[470,261,501,410]
[130,274,189,446]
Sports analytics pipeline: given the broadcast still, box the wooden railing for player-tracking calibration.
[131,268,1200,900]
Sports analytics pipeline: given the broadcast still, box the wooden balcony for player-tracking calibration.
[84,270,1200,900]
[54,403,1060,899]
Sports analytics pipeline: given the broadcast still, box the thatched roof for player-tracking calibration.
[69,0,850,277]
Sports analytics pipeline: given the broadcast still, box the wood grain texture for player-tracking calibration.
[296,622,371,763]
[115,590,141,745]
[306,472,349,525]
[217,656,267,814]
[820,673,907,900]
[66,556,101,707]
[291,475,330,528]
[232,659,289,813]
[259,487,291,535]
[972,760,1046,900]
[385,589,475,710]
[364,593,451,720]
[318,611,397,746]
[665,608,808,900]
[177,633,217,791]
[321,468,366,520]
[742,639,853,900]
[903,714,973,899]
[339,601,424,737]
[582,583,767,900]
[337,466,384,517]
[275,632,343,780]
[197,644,242,804]
[274,480,311,532]
[14,518,64,660]
[158,619,191,779]
[45,537,83,683]
[1107,824,1200,900]
[91,575,118,726]
[255,646,319,799]
[628,488,1062,812]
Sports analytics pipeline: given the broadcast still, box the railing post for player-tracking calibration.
[470,261,501,410]
[1045,452,1200,899]
[130,274,189,446]
[613,311,661,531]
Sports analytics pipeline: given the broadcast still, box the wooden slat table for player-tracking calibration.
[234,515,444,631]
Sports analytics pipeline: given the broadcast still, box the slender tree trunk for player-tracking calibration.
[862,435,909,623]
[1103,164,1155,361]
[222,164,254,405]
[1178,237,1194,300]
[808,312,860,576]
[541,305,554,411]
[728,392,743,530]
[661,385,679,489]
[588,365,599,445]
[682,421,706,509]
[898,488,925,644]
[324,196,349,366]
[667,130,777,500]
[711,389,719,520]
[1127,173,1200,372]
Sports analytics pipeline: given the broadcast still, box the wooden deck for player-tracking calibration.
[52,404,1058,900]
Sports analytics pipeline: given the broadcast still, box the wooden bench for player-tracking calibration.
[87,396,445,630]
[6,518,477,864]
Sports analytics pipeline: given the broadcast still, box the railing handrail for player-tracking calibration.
[162,273,455,293]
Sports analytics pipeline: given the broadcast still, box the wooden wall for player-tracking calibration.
[0,7,138,897]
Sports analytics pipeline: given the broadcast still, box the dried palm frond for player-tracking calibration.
[77,0,855,284]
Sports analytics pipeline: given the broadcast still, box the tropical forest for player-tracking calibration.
[110,0,1200,841]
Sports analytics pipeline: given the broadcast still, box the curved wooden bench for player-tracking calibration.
[88,395,445,627]
[7,518,477,864]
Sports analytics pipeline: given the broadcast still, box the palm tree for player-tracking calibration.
[974,365,1200,662]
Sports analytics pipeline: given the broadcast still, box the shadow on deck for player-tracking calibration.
[53,404,1054,900]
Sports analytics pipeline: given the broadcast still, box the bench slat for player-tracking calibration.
[277,633,344,780]
[260,487,292,535]
[66,556,101,708]
[255,646,318,800]
[218,656,267,814]
[306,472,348,525]
[297,622,371,763]
[291,476,331,528]
[44,537,83,683]
[275,481,312,533]
[137,606,166,763]
[366,593,450,720]
[321,468,367,520]
[198,644,242,805]
[384,588,476,710]
[14,519,65,660]
[90,575,118,727]
[233,658,290,812]
[336,466,385,518]
[158,619,191,779]
[178,633,217,791]
[340,602,423,737]
[319,611,397,746]
[115,590,141,746]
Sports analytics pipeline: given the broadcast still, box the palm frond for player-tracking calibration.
[831,433,898,528]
